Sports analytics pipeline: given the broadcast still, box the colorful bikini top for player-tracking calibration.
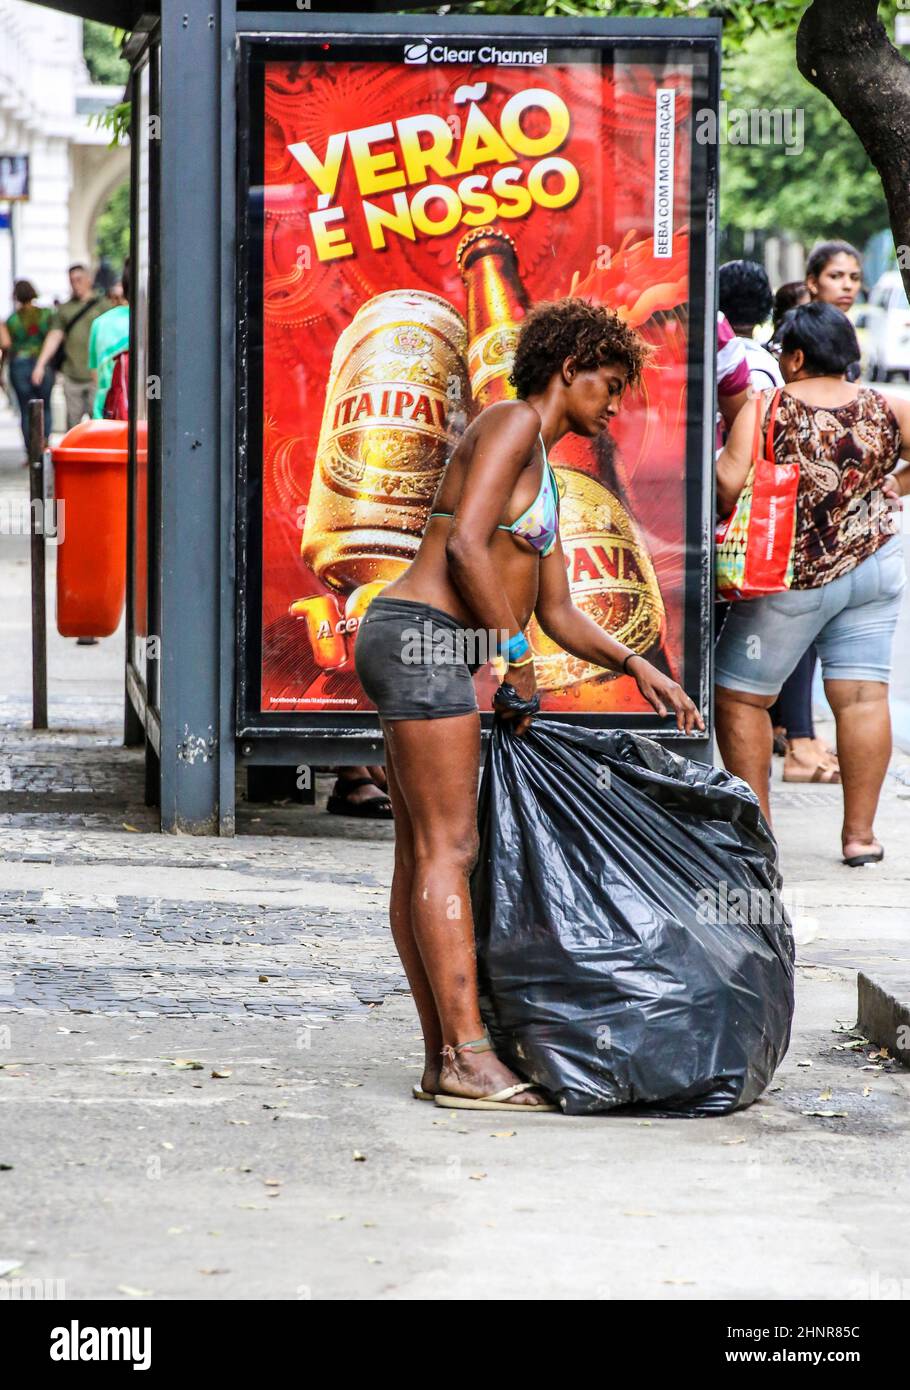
[430,432,560,557]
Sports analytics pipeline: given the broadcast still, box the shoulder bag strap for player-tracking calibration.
[751,394,764,464]
[62,295,100,337]
[763,388,784,461]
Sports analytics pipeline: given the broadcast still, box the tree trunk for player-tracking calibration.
[797,0,910,294]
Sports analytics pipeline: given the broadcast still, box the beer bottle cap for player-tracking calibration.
[456,226,518,272]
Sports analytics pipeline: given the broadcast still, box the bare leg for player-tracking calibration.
[382,740,443,1093]
[715,686,777,824]
[384,713,548,1105]
[824,679,891,858]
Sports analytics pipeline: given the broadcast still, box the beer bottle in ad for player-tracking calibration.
[300,289,471,595]
[456,228,672,690]
[456,226,530,406]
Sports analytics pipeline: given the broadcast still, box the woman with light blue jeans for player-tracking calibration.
[715,301,909,866]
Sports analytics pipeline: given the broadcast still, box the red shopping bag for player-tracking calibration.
[715,389,799,601]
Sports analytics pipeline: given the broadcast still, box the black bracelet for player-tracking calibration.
[622,652,638,676]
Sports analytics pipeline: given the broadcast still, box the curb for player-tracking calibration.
[857,971,910,1067]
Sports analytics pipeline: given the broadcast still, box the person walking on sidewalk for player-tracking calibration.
[720,260,839,785]
[715,301,910,866]
[31,265,112,429]
[763,244,864,783]
[88,261,130,420]
[0,280,54,456]
[354,299,702,1111]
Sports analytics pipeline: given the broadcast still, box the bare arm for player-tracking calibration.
[535,537,637,674]
[534,538,704,733]
[880,390,910,495]
[32,328,63,383]
[719,385,750,434]
[716,396,760,516]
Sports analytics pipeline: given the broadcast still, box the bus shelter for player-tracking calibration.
[38,1,721,833]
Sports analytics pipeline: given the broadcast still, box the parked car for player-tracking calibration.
[853,271,910,381]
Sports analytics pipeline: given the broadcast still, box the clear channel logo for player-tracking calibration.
[403,40,548,67]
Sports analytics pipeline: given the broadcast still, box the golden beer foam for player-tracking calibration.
[301,290,470,594]
[528,469,666,690]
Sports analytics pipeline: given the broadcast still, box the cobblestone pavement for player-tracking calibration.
[0,895,407,1020]
[0,728,402,1024]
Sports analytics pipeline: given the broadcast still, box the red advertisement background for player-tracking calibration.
[260,54,695,714]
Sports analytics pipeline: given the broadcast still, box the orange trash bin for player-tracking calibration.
[52,419,128,638]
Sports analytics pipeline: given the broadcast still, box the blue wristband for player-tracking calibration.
[504,631,530,662]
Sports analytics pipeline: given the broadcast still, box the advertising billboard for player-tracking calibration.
[237,23,717,737]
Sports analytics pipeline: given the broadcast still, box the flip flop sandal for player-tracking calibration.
[842,846,884,867]
[434,1032,558,1112]
[412,1085,435,1101]
[434,1083,559,1112]
[326,776,393,819]
[782,760,841,784]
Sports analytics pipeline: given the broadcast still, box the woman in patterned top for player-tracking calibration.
[715,301,910,866]
[0,280,54,455]
[764,250,863,786]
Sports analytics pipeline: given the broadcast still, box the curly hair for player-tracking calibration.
[509,297,652,398]
[718,259,773,328]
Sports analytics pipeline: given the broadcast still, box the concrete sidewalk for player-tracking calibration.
[0,397,908,1301]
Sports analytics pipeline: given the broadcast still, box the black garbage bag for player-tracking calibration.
[473,718,795,1116]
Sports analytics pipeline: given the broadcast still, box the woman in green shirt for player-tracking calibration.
[0,280,54,453]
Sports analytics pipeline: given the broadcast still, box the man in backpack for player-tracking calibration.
[32,264,112,428]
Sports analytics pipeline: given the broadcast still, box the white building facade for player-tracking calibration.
[0,0,128,312]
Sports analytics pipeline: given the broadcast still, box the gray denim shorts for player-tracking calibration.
[354,596,483,721]
[715,535,906,696]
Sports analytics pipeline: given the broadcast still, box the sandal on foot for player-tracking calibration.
[842,845,884,868]
[434,1082,559,1112]
[434,1032,557,1112]
[412,1084,435,1101]
[326,775,393,819]
[783,760,840,785]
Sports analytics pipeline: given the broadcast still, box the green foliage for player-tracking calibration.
[94,181,130,270]
[435,0,905,49]
[721,29,889,249]
[83,19,129,85]
[435,0,806,45]
[424,1,901,249]
[90,100,131,148]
